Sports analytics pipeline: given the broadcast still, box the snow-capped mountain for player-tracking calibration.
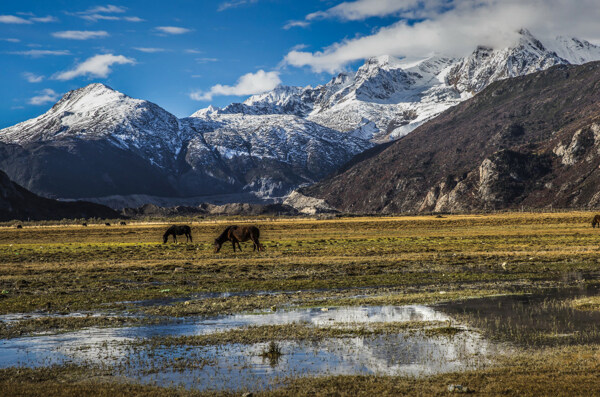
[1,29,599,204]
[0,84,372,201]
[197,30,600,142]
[0,83,189,170]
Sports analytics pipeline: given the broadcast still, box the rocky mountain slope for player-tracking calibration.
[300,61,600,213]
[200,30,600,142]
[0,170,118,221]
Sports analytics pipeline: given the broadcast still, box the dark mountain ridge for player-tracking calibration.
[301,61,600,213]
[0,170,119,221]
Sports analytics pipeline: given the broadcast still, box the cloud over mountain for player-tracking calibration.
[191,70,281,101]
[54,54,135,80]
[284,0,600,73]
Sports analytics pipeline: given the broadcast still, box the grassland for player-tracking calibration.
[2,211,600,395]
[2,212,599,315]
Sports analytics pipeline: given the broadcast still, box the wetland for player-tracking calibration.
[2,212,600,395]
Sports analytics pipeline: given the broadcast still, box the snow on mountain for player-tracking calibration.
[184,112,373,197]
[0,84,372,200]
[545,36,600,65]
[196,30,600,142]
[0,83,188,169]
[2,29,599,203]
[446,29,567,93]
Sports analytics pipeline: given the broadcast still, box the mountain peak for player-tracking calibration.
[361,55,403,70]
[52,82,132,114]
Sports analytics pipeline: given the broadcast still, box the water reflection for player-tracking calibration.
[437,284,600,346]
[0,305,497,391]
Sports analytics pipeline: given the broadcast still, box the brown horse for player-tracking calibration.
[214,225,264,253]
[592,215,600,228]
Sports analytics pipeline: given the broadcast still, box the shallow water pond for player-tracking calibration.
[0,305,497,391]
[437,284,600,346]
[5,284,600,392]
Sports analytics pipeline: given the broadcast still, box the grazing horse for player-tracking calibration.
[163,225,193,243]
[592,215,600,228]
[214,225,264,253]
[120,221,127,226]
[105,223,111,226]
[82,222,88,227]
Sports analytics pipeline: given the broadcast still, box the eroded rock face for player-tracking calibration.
[553,124,600,165]
[283,191,337,215]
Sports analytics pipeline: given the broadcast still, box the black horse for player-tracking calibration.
[163,225,193,243]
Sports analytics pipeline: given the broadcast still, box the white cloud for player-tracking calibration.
[1,38,20,42]
[134,47,166,53]
[155,26,192,35]
[54,54,135,80]
[287,0,440,28]
[80,14,120,21]
[23,72,44,83]
[185,49,203,54]
[71,6,141,22]
[123,16,144,22]
[218,0,259,12]
[83,5,126,14]
[52,30,109,40]
[79,14,143,22]
[0,15,32,24]
[283,20,310,30]
[196,57,218,63]
[284,0,600,73]
[11,49,71,57]
[191,70,281,101]
[30,15,58,23]
[28,89,59,105]
[306,0,434,21]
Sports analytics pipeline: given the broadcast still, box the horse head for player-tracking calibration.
[163,232,169,244]
[214,239,222,253]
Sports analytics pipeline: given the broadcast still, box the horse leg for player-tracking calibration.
[188,233,193,243]
[232,240,236,252]
[174,235,177,243]
[237,240,242,251]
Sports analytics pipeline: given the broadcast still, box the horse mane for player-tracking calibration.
[215,226,234,243]
[163,225,174,239]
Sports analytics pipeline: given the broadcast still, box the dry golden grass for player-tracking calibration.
[1,212,600,314]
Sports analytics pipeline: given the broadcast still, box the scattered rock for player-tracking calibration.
[448,384,473,393]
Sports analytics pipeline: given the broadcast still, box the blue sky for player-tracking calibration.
[0,0,391,128]
[1,0,599,128]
